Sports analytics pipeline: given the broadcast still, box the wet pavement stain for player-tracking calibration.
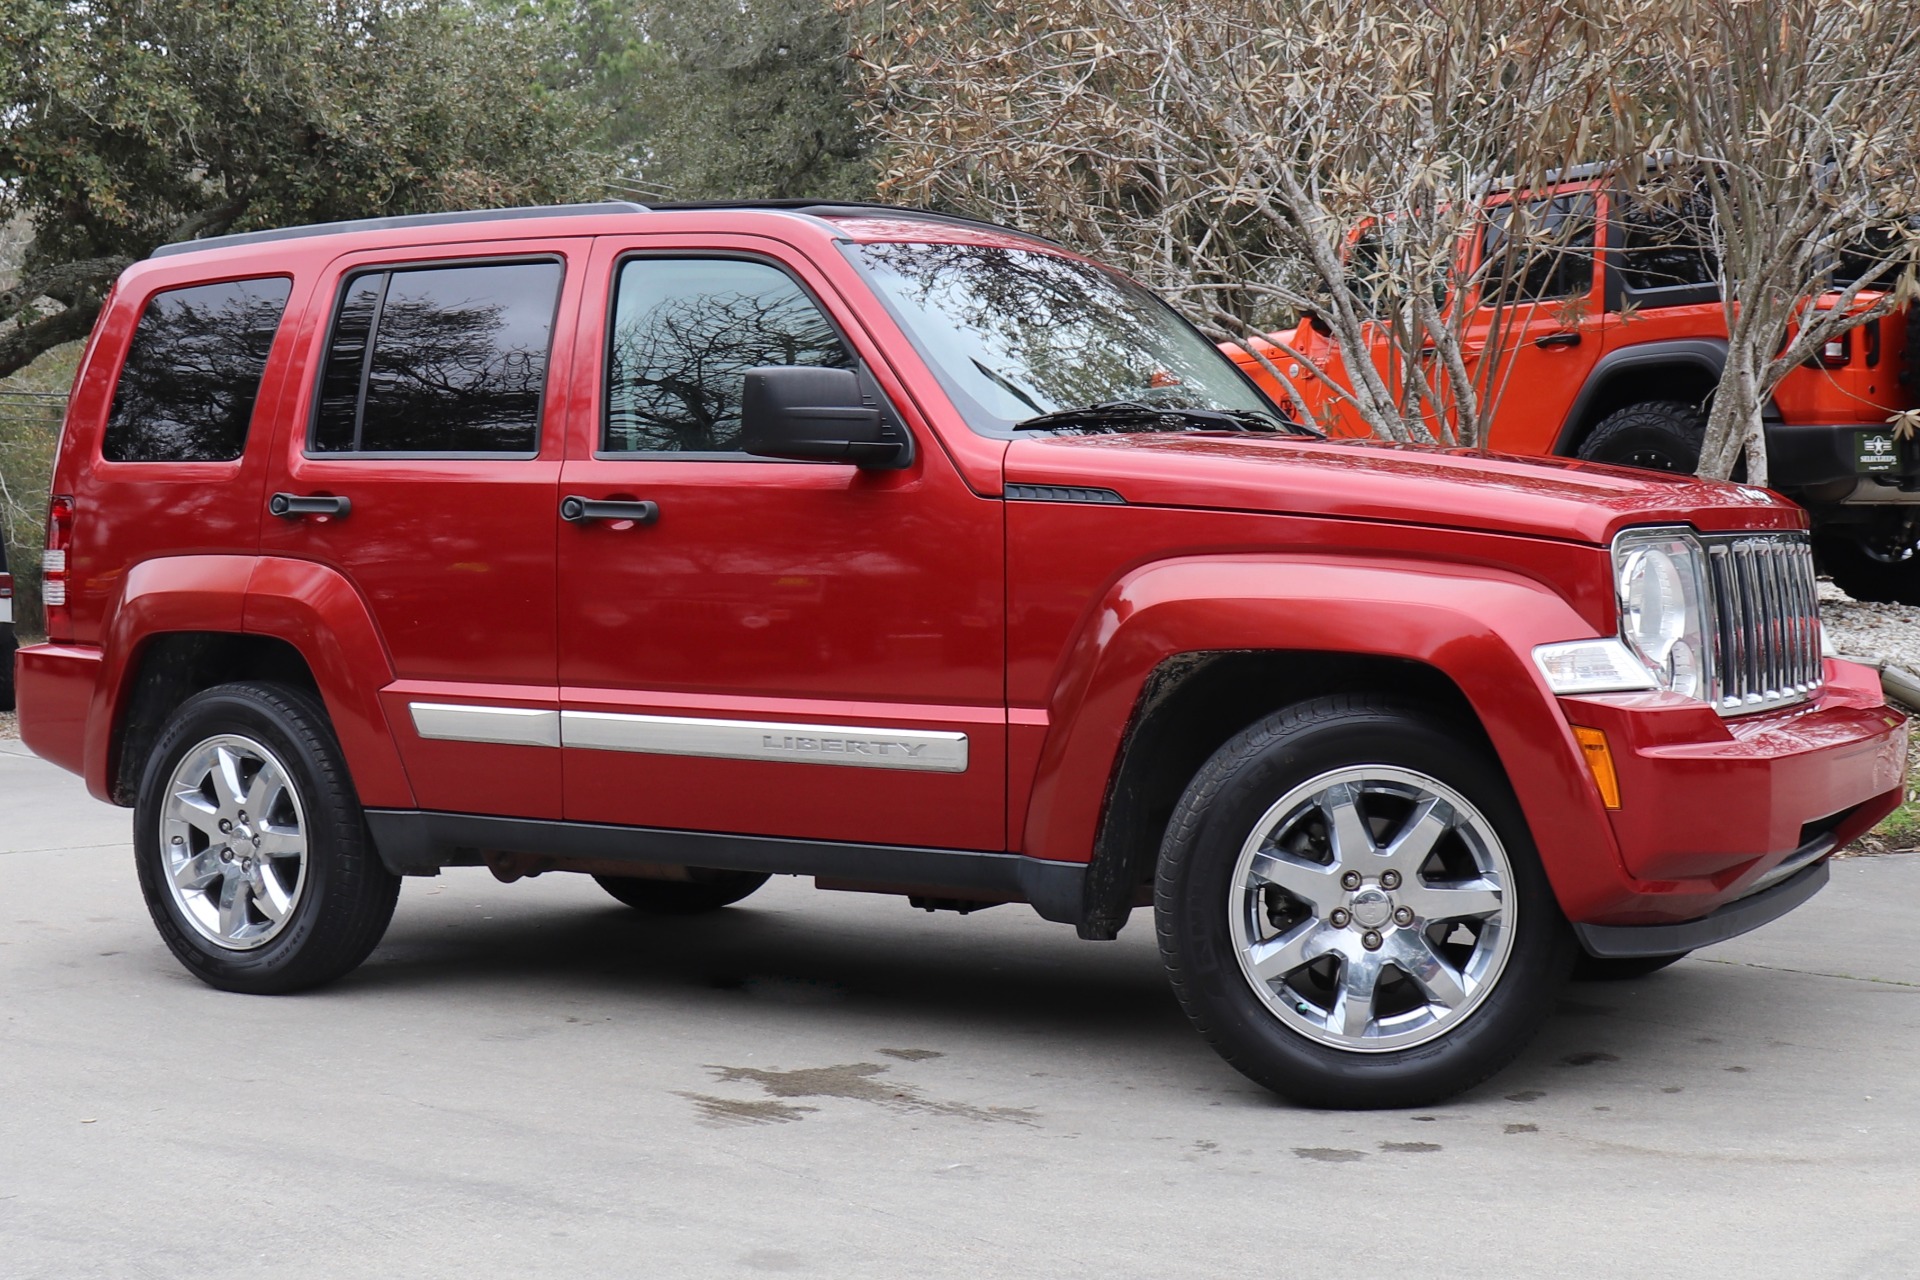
[877,1048,944,1062]
[701,1062,1036,1125]
[1725,1065,1750,1073]
[1662,1086,1685,1094]
[677,1093,817,1126]
[1505,1123,1540,1134]
[1293,1147,1366,1163]
[1506,1090,1546,1102]
[1561,1051,1619,1067]
[1379,1141,1442,1153]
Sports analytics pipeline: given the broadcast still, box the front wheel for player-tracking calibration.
[1156,695,1574,1109]
[133,682,400,993]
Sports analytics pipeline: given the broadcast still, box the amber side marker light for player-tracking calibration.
[1573,726,1622,810]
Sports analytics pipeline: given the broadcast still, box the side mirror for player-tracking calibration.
[740,366,910,468]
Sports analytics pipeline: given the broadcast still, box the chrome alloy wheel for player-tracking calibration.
[1228,765,1515,1053]
[159,734,309,951]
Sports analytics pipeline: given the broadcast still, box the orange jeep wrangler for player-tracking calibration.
[1231,174,1919,602]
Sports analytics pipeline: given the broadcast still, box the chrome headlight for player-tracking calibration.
[1612,528,1711,700]
[1533,527,1713,700]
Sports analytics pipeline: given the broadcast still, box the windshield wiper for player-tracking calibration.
[1012,400,1320,437]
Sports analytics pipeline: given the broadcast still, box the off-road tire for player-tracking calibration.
[1577,401,1708,474]
[133,681,400,993]
[593,869,770,914]
[1155,694,1575,1109]
[1571,951,1689,981]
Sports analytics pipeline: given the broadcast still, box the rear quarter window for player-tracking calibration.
[101,277,293,462]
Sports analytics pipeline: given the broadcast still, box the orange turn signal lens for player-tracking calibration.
[1573,726,1621,810]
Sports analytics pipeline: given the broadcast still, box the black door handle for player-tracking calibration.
[560,496,659,525]
[1534,330,1582,349]
[269,492,351,518]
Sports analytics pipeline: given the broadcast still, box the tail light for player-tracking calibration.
[1817,332,1851,368]
[43,495,74,640]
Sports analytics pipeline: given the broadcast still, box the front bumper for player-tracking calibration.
[1558,657,1905,928]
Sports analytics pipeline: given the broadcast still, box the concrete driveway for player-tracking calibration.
[1,738,1915,1279]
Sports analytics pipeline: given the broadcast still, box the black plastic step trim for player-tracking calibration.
[364,809,1087,927]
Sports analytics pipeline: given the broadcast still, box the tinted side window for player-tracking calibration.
[1481,195,1596,304]
[1615,192,1719,295]
[606,258,851,453]
[102,278,292,462]
[311,261,561,454]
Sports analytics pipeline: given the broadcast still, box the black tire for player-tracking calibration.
[1155,694,1575,1109]
[0,623,15,712]
[1571,951,1689,981]
[133,681,400,994]
[593,869,770,914]
[1815,531,1920,605]
[1576,400,1707,473]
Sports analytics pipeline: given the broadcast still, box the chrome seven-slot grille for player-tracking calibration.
[1702,532,1823,715]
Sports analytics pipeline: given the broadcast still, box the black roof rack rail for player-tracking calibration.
[147,201,651,260]
[646,200,1063,247]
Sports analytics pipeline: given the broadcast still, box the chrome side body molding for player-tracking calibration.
[408,702,969,773]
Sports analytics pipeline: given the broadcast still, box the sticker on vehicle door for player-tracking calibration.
[1856,431,1899,474]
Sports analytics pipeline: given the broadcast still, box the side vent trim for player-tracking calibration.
[1004,484,1126,505]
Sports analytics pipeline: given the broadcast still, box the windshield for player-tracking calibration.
[845,241,1279,436]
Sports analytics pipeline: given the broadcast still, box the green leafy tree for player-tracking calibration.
[629,0,874,202]
[0,0,608,378]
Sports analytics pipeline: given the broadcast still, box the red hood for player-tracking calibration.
[1003,434,1804,545]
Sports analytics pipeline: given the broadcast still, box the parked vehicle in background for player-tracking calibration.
[1229,171,1920,603]
[14,200,1906,1108]
[0,537,13,711]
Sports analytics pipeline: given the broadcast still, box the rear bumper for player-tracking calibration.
[1558,657,1905,928]
[15,642,104,788]
[1768,421,1920,501]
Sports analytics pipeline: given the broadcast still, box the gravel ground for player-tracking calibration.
[1819,579,1920,674]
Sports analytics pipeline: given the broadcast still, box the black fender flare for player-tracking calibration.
[1552,338,1729,456]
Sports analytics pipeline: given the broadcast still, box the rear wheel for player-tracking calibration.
[1577,401,1706,473]
[593,869,770,915]
[1156,695,1574,1109]
[1815,525,1920,605]
[133,682,400,993]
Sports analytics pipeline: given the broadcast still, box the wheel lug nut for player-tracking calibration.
[218,819,233,833]
[1381,870,1401,890]
[220,850,233,862]
[1362,931,1383,951]
[1340,871,1362,890]
[1330,908,1351,927]
[1393,907,1415,926]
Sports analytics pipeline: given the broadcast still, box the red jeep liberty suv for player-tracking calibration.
[15,201,1906,1108]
